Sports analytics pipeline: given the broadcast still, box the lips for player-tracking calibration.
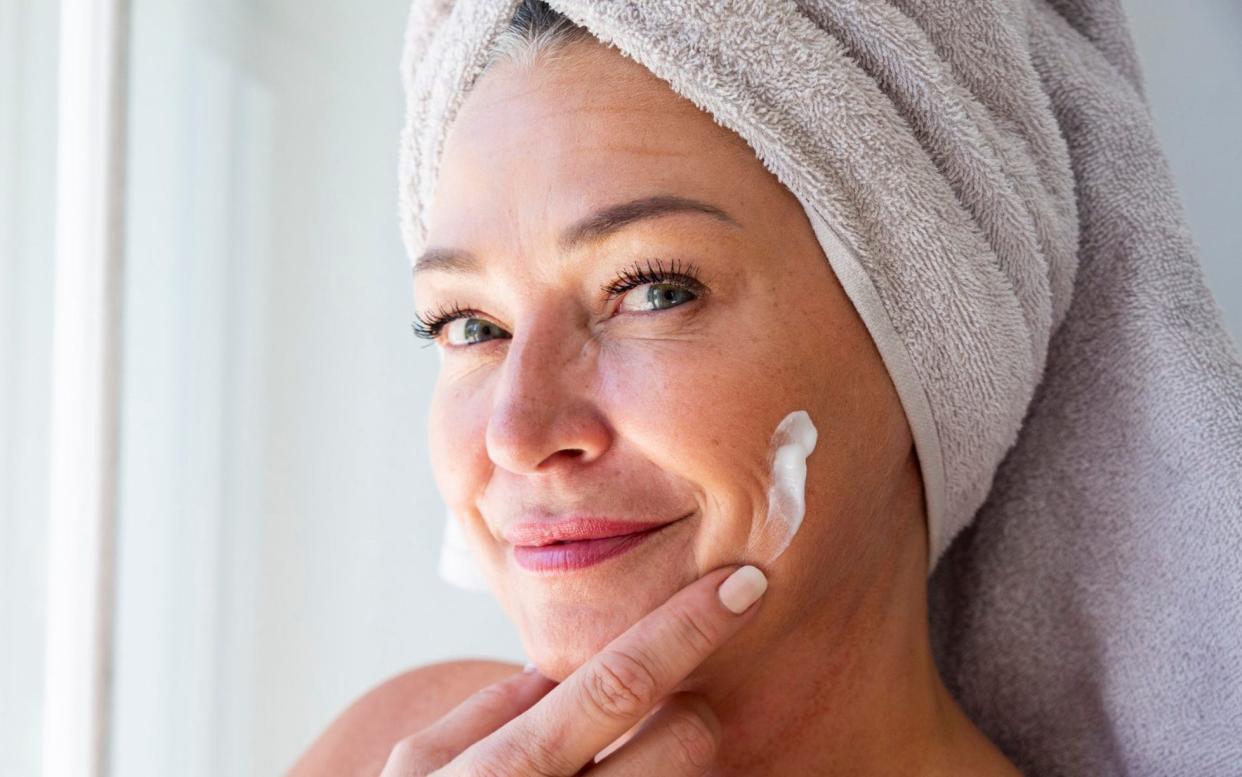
[505,514,690,573]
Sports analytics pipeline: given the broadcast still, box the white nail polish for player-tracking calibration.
[718,565,768,614]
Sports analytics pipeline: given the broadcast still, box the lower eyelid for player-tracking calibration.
[614,295,704,321]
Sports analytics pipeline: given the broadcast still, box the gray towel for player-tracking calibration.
[398,1,1242,774]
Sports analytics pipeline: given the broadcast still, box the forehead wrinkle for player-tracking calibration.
[430,52,760,279]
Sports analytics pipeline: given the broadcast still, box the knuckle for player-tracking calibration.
[670,606,721,655]
[457,754,504,774]
[386,735,453,774]
[387,736,419,763]
[585,649,660,721]
[462,742,564,777]
[515,736,577,776]
[458,757,508,777]
[468,682,517,717]
[389,735,419,756]
[665,709,718,770]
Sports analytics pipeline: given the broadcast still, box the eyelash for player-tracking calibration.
[410,257,707,345]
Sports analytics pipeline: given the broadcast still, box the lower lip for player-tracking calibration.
[512,521,680,574]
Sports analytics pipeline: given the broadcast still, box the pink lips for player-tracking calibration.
[506,516,684,573]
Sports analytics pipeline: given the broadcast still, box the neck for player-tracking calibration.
[697,526,1010,776]
[705,568,950,774]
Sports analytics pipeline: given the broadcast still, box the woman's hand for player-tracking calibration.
[379,563,768,776]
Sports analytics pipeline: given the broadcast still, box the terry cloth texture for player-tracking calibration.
[400,2,1242,774]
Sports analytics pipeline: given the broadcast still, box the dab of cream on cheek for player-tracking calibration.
[747,410,818,564]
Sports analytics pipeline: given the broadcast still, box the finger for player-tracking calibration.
[457,564,767,776]
[379,668,556,777]
[590,693,721,776]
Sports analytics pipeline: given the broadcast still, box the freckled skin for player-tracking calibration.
[415,40,1020,776]
[421,40,911,678]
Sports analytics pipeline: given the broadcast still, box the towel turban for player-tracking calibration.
[399,2,1242,773]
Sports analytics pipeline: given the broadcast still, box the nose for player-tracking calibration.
[484,318,612,475]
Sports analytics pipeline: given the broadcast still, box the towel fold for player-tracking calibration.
[401,1,1242,773]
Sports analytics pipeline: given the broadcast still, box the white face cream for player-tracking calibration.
[746,410,818,564]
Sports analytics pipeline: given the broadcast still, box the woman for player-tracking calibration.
[292,1,1242,774]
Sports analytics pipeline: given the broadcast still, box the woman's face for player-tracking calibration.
[415,41,925,681]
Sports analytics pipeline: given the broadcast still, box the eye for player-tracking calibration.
[412,258,708,349]
[602,258,707,315]
[617,282,698,313]
[411,302,511,348]
[443,316,509,346]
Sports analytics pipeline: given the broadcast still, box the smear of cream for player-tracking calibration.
[746,410,818,564]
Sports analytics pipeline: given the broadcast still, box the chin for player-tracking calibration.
[518,617,628,681]
[524,645,598,683]
[494,517,715,680]
[508,575,680,682]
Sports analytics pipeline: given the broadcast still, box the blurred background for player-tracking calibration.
[2,0,1239,775]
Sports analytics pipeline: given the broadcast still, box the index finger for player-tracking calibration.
[459,563,768,776]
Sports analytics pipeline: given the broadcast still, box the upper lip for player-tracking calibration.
[504,514,689,547]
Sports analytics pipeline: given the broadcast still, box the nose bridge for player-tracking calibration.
[485,314,609,474]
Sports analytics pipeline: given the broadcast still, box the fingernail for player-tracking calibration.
[718,565,768,614]
[522,661,537,673]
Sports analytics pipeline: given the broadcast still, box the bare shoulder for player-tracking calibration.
[285,658,524,777]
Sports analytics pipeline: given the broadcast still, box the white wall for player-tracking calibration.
[0,1,58,774]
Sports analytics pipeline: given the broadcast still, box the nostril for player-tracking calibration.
[533,448,587,472]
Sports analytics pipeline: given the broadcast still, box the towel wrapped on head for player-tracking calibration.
[401,1,1242,774]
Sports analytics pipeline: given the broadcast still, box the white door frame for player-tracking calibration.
[43,0,129,774]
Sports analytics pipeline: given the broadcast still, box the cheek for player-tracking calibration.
[426,375,492,515]
[595,339,783,566]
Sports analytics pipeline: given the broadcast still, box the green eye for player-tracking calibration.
[445,316,510,346]
[412,302,507,347]
[618,282,698,313]
[411,258,708,351]
[603,258,707,314]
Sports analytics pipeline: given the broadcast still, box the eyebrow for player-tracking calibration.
[411,194,741,276]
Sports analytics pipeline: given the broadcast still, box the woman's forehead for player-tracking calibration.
[430,55,779,253]
[441,42,757,187]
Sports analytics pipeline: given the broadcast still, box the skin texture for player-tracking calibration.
[422,41,911,685]
[291,38,1022,776]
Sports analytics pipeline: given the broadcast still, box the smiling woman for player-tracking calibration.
[413,26,934,700]
[293,2,1005,773]
[289,0,1242,775]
